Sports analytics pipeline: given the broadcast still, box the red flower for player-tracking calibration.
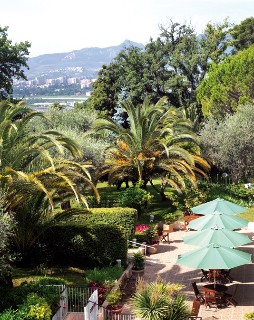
[135,224,150,233]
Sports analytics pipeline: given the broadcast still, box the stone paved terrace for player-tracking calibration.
[123,228,254,320]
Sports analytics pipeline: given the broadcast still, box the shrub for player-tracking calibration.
[132,252,145,271]
[118,188,152,216]
[20,293,52,320]
[245,312,254,320]
[42,224,128,268]
[106,291,122,306]
[130,278,189,320]
[0,294,52,320]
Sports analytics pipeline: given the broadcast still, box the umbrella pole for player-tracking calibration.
[214,269,216,288]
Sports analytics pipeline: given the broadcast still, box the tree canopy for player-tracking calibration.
[199,104,254,182]
[89,20,230,125]
[93,97,209,198]
[0,26,30,97]
[230,17,254,51]
[196,45,254,118]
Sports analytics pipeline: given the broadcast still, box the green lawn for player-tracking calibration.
[12,267,86,287]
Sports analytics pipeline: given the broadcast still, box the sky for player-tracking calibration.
[1,0,253,57]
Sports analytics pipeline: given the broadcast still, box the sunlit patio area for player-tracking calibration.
[123,227,254,320]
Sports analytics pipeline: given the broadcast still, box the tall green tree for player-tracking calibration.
[230,17,254,51]
[196,45,254,118]
[93,97,209,199]
[89,20,230,125]
[199,104,254,182]
[0,26,30,97]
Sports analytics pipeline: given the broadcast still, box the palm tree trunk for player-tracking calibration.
[149,180,169,201]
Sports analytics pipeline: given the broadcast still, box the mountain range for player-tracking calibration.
[26,40,144,80]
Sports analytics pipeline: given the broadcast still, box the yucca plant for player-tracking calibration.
[130,278,190,320]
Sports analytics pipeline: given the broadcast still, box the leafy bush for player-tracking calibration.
[0,294,52,320]
[106,291,122,306]
[130,278,189,320]
[20,293,52,320]
[132,252,145,271]
[68,207,137,239]
[85,266,124,285]
[0,277,65,314]
[245,312,254,320]
[118,187,152,216]
[42,224,128,268]
[0,309,18,320]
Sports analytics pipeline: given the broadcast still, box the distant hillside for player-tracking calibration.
[26,40,144,79]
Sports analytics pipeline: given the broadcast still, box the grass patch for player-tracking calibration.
[237,208,254,222]
[12,267,86,287]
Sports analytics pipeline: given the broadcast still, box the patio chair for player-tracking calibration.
[204,290,225,309]
[220,269,233,283]
[191,282,205,304]
[200,269,209,282]
[188,300,202,319]
[224,284,238,307]
[161,224,174,242]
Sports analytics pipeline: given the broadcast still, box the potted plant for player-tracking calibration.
[132,252,145,276]
[106,290,123,316]
[145,227,159,254]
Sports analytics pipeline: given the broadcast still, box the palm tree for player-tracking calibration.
[93,97,209,198]
[0,100,98,210]
[0,100,98,265]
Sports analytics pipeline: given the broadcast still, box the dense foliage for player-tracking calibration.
[0,26,30,97]
[41,223,128,268]
[230,17,254,51]
[197,46,254,118]
[29,105,109,166]
[89,20,230,125]
[199,104,254,181]
[93,97,210,199]
[0,212,14,286]
[131,278,189,320]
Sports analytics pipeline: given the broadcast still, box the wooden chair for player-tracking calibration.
[203,289,225,309]
[191,282,205,304]
[200,269,209,282]
[204,290,218,308]
[188,300,202,319]
[224,284,238,307]
[161,224,174,242]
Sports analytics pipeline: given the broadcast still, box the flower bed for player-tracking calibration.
[135,224,150,233]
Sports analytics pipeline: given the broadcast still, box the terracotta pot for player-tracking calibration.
[107,305,123,318]
[147,243,158,254]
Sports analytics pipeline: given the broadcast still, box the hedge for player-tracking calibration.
[41,223,128,269]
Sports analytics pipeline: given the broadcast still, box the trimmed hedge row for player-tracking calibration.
[42,223,128,268]
[68,207,137,239]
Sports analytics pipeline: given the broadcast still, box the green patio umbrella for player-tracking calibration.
[177,242,252,270]
[188,211,248,231]
[183,226,251,247]
[191,197,247,215]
